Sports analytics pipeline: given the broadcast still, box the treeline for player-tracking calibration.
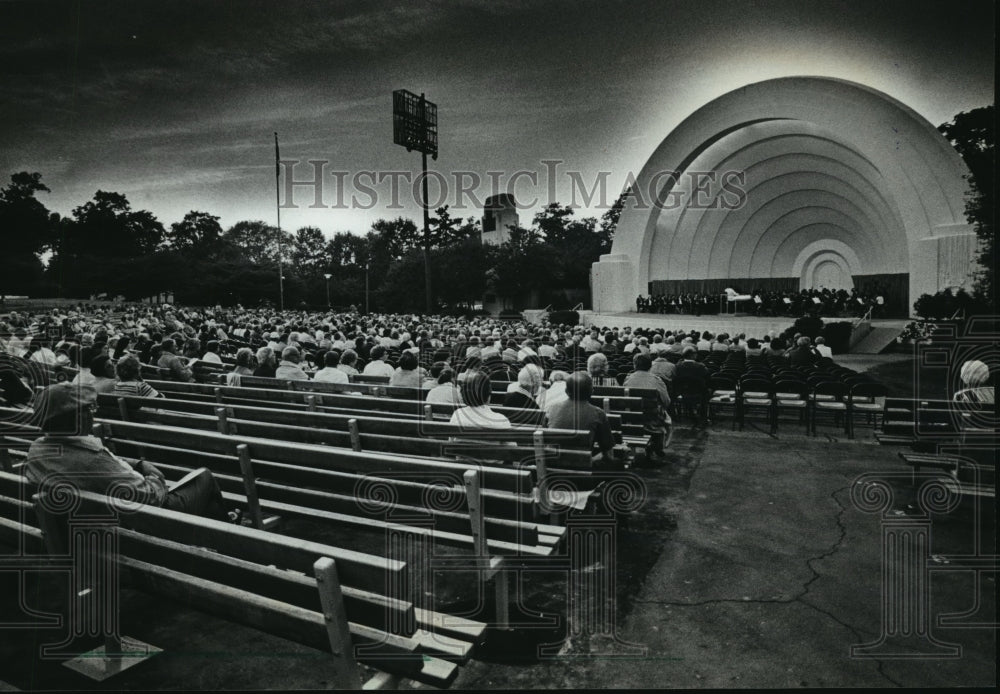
[0,171,622,311]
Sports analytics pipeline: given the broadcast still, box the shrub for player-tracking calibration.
[821,321,853,354]
[913,288,989,319]
[548,310,580,326]
[780,315,824,344]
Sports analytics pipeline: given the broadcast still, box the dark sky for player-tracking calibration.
[0,0,994,237]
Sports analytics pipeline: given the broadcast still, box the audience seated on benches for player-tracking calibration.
[451,373,511,429]
[623,353,671,462]
[426,362,463,405]
[25,382,235,523]
[254,345,277,378]
[112,354,164,398]
[158,338,194,382]
[275,346,309,381]
[225,347,256,385]
[503,364,545,425]
[389,351,424,388]
[547,372,616,465]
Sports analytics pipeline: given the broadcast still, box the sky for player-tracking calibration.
[0,0,994,239]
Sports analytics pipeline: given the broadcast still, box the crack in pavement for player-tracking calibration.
[634,471,904,687]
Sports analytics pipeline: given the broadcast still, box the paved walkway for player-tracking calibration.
[451,428,996,689]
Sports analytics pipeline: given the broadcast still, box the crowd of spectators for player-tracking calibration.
[1,300,993,501]
[1,302,853,396]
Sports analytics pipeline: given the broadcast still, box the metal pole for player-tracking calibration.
[274,132,285,312]
[421,94,432,315]
[365,263,370,314]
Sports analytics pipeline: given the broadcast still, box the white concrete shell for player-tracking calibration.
[591,77,975,312]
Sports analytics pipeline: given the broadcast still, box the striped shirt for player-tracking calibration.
[112,380,163,398]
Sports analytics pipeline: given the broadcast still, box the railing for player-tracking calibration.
[853,305,873,328]
[849,305,875,350]
[571,302,584,311]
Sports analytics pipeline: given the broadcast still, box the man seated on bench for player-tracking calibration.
[546,372,616,465]
[25,383,238,523]
[623,353,671,463]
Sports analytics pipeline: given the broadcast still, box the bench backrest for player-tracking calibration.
[102,393,595,451]
[96,419,535,496]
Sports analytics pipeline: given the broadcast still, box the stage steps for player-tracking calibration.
[849,326,902,354]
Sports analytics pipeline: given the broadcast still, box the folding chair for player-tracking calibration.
[672,375,709,425]
[810,381,848,436]
[708,374,738,428]
[737,377,775,432]
[846,382,889,438]
[773,379,810,434]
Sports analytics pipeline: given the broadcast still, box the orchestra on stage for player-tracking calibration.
[634,285,888,318]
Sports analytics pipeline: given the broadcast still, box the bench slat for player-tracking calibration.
[118,556,458,687]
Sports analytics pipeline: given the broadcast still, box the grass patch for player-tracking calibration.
[863,356,949,399]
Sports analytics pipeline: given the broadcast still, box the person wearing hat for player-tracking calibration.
[25,383,233,522]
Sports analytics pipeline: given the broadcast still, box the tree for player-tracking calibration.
[326,231,369,267]
[364,217,421,293]
[599,188,630,249]
[428,205,480,247]
[939,106,995,302]
[290,226,327,277]
[531,203,605,287]
[223,220,291,266]
[0,172,54,294]
[487,224,557,302]
[0,172,54,254]
[67,190,165,258]
[168,211,224,256]
[434,237,489,307]
[368,217,420,260]
[532,203,577,246]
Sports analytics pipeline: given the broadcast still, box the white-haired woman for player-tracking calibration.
[538,369,570,418]
[587,352,618,388]
[502,364,545,425]
[955,360,994,405]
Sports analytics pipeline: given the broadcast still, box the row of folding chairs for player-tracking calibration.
[702,375,887,437]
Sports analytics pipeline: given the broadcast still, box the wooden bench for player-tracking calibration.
[92,422,564,554]
[2,420,570,639]
[101,393,598,472]
[897,446,996,499]
[144,379,647,443]
[876,398,995,447]
[183,375,649,421]
[0,470,482,688]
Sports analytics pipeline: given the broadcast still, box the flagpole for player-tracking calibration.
[274,132,285,312]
